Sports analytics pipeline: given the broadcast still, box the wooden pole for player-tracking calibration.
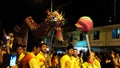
[85,33,94,68]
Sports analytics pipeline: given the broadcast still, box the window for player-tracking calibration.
[80,33,85,41]
[69,34,73,42]
[112,28,120,39]
[93,31,100,40]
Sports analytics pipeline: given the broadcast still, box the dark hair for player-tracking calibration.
[16,44,24,48]
[11,44,23,52]
[86,49,94,56]
[73,48,78,50]
[67,43,74,50]
[83,49,94,62]
[39,43,47,48]
[27,41,40,52]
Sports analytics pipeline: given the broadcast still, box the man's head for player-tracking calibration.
[85,49,95,62]
[16,44,24,55]
[66,43,74,56]
[40,43,47,53]
[73,49,78,57]
[27,41,40,55]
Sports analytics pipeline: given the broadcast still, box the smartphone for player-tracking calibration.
[9,54,17,67]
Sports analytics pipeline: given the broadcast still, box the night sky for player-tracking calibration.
[0,0,120,32]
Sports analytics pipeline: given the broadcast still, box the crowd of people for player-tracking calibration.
[0,30,120,68]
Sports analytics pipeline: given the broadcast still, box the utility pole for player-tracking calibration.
[113,0,117,22]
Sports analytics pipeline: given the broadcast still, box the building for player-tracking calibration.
[88,24,120,52]
[65,24,120,52]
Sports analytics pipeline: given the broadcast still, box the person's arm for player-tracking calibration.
[3,29,7,38]
[36,53,45,67]
[45,55,52,67]
[94,59,101,68]
[0,48,3,63]
[112,57,120,67]
[6,65,18,68]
